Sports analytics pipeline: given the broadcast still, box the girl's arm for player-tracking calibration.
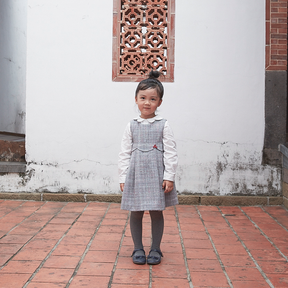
[163,121,178,183]
[118,122,132,190]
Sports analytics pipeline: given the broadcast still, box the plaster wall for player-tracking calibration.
[0,0,281,195]
[0,0,27,134]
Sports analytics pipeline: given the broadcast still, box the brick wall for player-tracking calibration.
[266,0,288,71]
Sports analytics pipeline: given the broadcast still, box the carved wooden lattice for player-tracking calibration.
[113,0,175,82]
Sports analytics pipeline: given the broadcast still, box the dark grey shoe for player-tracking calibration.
[147,249,163,265]
[131,249,146,265]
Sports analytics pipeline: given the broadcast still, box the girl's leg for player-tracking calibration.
[130,211,145,256]
[149,210,164,257]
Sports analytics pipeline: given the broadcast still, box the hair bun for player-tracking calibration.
[148,70,162,79]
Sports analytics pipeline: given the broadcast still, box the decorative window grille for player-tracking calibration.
[112,0,175,82]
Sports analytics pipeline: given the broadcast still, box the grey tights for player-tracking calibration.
[130,210,164,256]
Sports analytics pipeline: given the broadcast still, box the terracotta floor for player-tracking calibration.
[0,200,287,288]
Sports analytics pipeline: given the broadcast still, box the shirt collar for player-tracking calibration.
[134,115,163,123]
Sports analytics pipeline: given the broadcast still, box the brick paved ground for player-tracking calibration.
[0,200,287,287]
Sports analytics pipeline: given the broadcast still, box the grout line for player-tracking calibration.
[174,206,194,288]
[261,206,288,233]
[149,221,152,288]
[149,264,152,288]
[22,202,81,287]
[196,206,233,288]
[218,207,275,288]
[108,210,130,288]
[66,203,112,287]
[240,207,288,262]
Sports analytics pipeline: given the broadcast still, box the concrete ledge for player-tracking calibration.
[0,192,41,201]
[0,192,284,206]
[284,197,288,209]
[86,194,122,203]
[178,195,200,205]
[283,182,288,198]
[42,193,85,202]
[200,196,283,206]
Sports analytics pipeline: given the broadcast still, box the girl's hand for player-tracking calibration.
[162,180,174,193]
[120,183,125,192]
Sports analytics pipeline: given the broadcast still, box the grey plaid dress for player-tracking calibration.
[121,119,178,211]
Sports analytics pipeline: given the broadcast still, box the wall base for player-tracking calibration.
[0,192,283,206]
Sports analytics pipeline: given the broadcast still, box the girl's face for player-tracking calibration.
[135,88,162,119]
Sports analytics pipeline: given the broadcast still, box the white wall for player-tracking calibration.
[0,0,281,195]
[0,0,27,134]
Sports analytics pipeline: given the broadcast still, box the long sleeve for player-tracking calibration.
[163,121,178,182]
[118,122,132,183]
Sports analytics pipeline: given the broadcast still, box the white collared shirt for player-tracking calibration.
[118,115,178,183]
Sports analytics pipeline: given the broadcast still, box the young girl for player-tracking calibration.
[118,70,178,265]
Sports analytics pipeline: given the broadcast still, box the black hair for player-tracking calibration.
[135,70,164,99]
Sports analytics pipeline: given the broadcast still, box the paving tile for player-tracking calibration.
[0,253,14,265]
[214,244,248,255]
[51,244,86,257]
[77,262,114,276]
[180,224,206,232]
[113,269,149,285]
[232,280,271,288]
[8,227,40,236]
[190,271,229,287]
[151,278,190,288]
[160,252,186,265]
[0,243,23,254]
[249,249,286,261]
[181,231,208,240]
[243,240,275,250]
[83,250,118,263]
[0,234,32,244]
[49,217,76,225]
[26,283,66,288]
[152,264,188,279]
[116,256,150,270]
[258,260,288,274]
[266,273,288,287]
[24,239,57,250]
[33,230,66,239]
[69,276,110,288]
[0,273,31,288]
[93,230,122,241]
[186,248,218,260]
[183,239,213,249]
[43,256,81,269]
[225,267,266,281]
[65,228,94,237]
[220,254,255,267]
[12,248,50,261]
[111,284,148,288]
[31,268,74,283]
[210,235,240,245]
[98,225,124,234]
[60,235,91,245]
[0,260,41,274]
[187,259,223,272]
[89,239,120,251]
[161,233,181,243]
[160,243,183,254]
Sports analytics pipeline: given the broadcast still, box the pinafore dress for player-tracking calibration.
[121,119,178,211]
